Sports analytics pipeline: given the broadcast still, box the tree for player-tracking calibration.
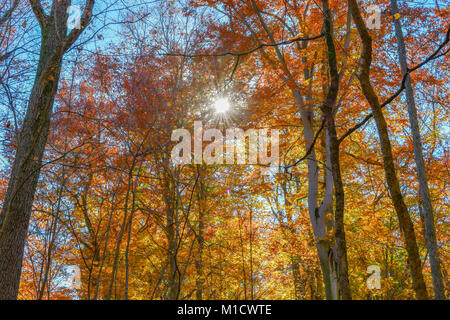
[390,0,445,300]
[1,0,448,301]
[320,0,351,299]
[0,0,95,300]
[347,0,428,299]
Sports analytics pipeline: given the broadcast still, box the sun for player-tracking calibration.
[213,98,231,114]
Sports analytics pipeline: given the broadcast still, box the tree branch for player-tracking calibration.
[63,0,95,52]
[165,33,324,59]
[285,118,326,170]
[338,25,450,144]
[0,0,19,26]
[29,0,48,29]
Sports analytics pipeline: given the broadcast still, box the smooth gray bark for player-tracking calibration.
[295,89,338,300]
[390,0,446,300]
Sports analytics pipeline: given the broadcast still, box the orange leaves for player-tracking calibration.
[6,0,448,301]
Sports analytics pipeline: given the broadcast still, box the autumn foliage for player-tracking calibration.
[0,0,448,300]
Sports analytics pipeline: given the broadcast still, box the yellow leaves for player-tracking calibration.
[326,226,335,238]
[9,0,447,301]
[303,78,312,87]
[289,33,303,41]
[324,213,333,222]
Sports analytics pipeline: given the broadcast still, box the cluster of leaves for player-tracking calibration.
[0,0,447,300]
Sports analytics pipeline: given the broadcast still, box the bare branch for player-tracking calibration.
[0,0,19,26]
[285,118,326,170]
[165,33,324,59]
[338,25,450,144]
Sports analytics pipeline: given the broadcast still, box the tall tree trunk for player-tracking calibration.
[166,202,178,300]
[195,168,206,300]
[238,211,248,300]
[293,89,338,300]
[0,20,64,301]
[348,0,428,299]
[290,255,306,299]
[249,207,254,300]
[37,169,65,300]
[320,0,352,300]
[106,161,136,300]
[94,188,118,300]
[0,0,94,300]
[292,34,343,301]
[124,163,142,300]
[390,0,446,300]
[246,0,343,299]
[166,173,179,300]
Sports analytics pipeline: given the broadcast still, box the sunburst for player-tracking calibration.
[213,98,231,114]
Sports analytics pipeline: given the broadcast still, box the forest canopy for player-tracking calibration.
[0,0,448,301]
